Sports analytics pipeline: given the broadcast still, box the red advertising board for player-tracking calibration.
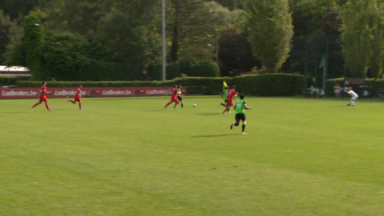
[0,87,186,99]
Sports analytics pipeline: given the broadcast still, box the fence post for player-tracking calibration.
[363,33,367,77]
[314,57,318,88]
[343,35,347,78]
[289,51,293,74]
[304,38,309,96]
[324,36,329,96]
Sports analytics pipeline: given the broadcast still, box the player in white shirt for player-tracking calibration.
[345,87,358,106]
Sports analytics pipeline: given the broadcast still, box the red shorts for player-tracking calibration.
[74,97,81,102]
[171,97,179,102]
[39,96,48,103]
[228,99,234,106]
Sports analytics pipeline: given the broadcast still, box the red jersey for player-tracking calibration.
[76,88,81,97]
[171,88,178,98]
[227,89,237,100]
[40,86,47,97]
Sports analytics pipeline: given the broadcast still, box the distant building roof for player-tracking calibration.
[0,65,31,77]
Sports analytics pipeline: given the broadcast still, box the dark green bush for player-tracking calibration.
[0,76,30,86]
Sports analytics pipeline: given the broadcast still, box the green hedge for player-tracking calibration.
[0,76,30,86]
[17,74,305,96]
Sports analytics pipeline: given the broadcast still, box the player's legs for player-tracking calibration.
[32,101,41,109]
[173,99,180,108]
[165,101,173,107]
[240,114,246,133]
[223,105,230,114]
[43,101,51,111]
[231,114,246,133]
[350,98,356,106]
[224,100,233,113]
[67,99,76,104]
[165,98,178,108]
[177,96,183,108]
[348,96,357,106]
[241,120,246,134]
[231,114,241,129]
[32,96,46,109]
[74,97,82,109]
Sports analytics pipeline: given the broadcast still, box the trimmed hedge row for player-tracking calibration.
[0,76,30,86]
[17,74,305,96]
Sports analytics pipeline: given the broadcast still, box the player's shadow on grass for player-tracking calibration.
[192,134,236,138]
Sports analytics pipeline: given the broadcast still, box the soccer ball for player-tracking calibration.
[193,104,196,107]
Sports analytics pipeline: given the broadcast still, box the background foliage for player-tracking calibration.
[2,0,384,81]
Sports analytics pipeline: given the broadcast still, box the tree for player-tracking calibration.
[218,24,259,76]
[39,0,107,34]
[341,0,384,78]
[23,15,47,80]
[0,10,22,64]
[244,0,293,73]
[168,0,215,62]
[0,0,40,20]
[367,3,384,78]
[312,10,342,36]
[289,0,347,37]
[213,0,245,10]
[98,0,162,80]
[168,0,244,63]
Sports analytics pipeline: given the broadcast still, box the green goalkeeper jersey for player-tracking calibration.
[177,88,181,97]
[235,100,246,114]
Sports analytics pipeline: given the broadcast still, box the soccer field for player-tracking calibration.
[1,96,384,216]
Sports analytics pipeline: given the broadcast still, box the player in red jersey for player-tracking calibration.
[164,85,180,109]
[31,81,52,111]
[223,85,238,114]
[67,84,83,110]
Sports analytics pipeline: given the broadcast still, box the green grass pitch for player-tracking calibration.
[1,96,384,216]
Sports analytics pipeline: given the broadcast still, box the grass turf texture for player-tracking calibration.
[0,96,384,216]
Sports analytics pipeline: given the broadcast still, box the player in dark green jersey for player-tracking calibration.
[177,85,184,108]
[230,94,251,134]
[219,86,229,107]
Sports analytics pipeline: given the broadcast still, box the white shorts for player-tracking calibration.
[351,96,358,100]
